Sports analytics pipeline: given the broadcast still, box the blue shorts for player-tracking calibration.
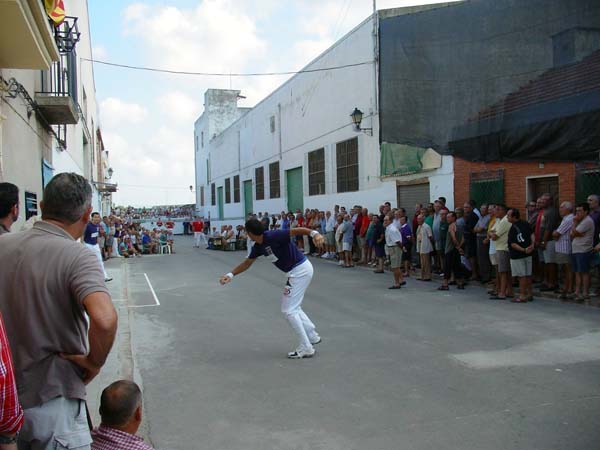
[571,252,592,273]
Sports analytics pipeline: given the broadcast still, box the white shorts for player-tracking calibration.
[510,257,532,277]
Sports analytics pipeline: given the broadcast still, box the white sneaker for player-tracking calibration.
[338,260,344,266]
[310,336,322,345]
[287,348,315,359]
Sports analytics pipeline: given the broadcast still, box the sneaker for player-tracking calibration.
[310,336,322,345]
[338,260,344,266]
[287,348,315,359]
[105,277,113,282]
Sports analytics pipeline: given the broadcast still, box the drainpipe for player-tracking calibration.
[278,103,282,160]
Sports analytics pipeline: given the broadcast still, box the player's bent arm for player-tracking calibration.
[291,227,324,246]
[289,227,313,236]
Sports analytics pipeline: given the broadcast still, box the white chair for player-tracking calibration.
[159,242,171,254]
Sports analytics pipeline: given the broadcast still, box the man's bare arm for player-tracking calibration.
[220,258,255,284]
[62,292,117,384]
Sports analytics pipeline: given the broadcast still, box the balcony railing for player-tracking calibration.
[35,16,81,147]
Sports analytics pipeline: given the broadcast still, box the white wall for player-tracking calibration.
[195,16,395,228]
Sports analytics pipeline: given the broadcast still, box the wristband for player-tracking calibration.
[310,230,319,238]
[226,272,234,280]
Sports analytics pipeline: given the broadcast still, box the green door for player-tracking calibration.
[217,187,224,220]
[243,180,253,217]
[286,167,303,212]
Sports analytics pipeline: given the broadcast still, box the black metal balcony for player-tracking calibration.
[35,16,81,126]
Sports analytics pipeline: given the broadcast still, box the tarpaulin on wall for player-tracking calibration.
[380,143,426,176]
[378,0,600,160]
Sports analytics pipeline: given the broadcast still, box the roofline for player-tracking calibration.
[201,13,376,138]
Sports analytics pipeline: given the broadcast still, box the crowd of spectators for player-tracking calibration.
[112,204,195,222]
[193,195,600,304]
[98,215,175,258]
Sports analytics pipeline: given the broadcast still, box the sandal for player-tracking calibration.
[511,297,527,303]
[437,285,449,291]
[388,285,401,289]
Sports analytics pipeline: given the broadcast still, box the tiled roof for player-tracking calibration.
[475,50,600,121]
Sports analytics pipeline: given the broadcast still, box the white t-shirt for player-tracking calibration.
[418,223,434,254]
[572,215,594,254]
[385,224,403,247]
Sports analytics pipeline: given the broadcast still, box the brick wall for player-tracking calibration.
[453,158,576,208]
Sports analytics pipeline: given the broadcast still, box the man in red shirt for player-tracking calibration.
[0,312,23,448]
[191,217,206,248]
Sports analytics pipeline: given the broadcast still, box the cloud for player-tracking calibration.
[92,45,108,60]
[100,98,147,128]
[123,1,267,73]
[156,91,201,123]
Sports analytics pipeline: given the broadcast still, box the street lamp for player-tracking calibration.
[350,107,373,136]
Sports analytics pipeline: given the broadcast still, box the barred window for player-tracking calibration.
[255,167,264,200]
[469,170,504,206]
[211,183,216,206]
[308,148,325,196]
[225,178,231,203]
[233,175,240,203]
[336,137,358,193]
[269,162,280,198]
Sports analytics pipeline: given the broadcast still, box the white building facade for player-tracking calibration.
[194,10,454,228]
[0,0,114,230]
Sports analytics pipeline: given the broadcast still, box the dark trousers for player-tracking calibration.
[477,236,491,282]
[444,249,463,281]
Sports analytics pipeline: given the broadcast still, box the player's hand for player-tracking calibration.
[219,274,232,285]
[313,233,324,248]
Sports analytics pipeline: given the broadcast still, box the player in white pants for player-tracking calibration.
[194,231,207,247]
[220,218,323,358]
[83,212,112,282]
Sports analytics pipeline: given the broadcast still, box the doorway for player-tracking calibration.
[286,167,303,212]
[243,180,253,217]
[527,176,559,207]
[217,187,224,220]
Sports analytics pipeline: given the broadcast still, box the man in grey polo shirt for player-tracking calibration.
[0,173,118,450]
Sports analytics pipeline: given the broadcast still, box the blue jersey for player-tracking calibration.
[249,230,306,273]
[84,223,100,245]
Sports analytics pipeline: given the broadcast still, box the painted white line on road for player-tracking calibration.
[144,273,161,306]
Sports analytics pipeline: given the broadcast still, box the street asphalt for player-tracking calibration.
[94,236,600,450]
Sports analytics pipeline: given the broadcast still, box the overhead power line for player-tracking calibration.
[81,58,374,77]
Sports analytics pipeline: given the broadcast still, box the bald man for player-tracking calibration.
[91,381,154,450]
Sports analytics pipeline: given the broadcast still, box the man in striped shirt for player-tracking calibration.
[553,202,574,300]
[0,312,23,448]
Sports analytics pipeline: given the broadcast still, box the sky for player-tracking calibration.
[88,0,454,207]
